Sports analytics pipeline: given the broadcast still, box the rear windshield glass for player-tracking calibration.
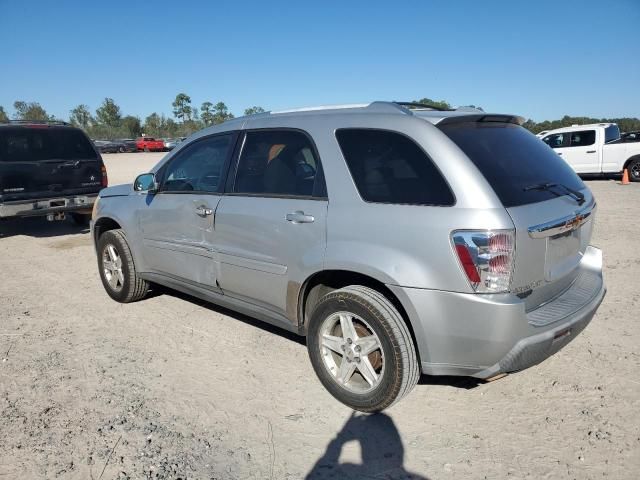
[0,127,97,162]
[439,122,585,208]
[336,128,455,206]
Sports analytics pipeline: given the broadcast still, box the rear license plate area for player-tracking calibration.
[545,229,581,281]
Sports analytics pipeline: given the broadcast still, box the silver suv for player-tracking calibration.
[91,102,605,412]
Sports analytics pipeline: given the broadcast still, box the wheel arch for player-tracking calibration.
[297,269,421,363]
[93,216,122,247]
[623,154,640,171]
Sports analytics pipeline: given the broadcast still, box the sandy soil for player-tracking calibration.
[1,155,638,479]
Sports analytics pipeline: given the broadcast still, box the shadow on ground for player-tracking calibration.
[0,216,89,238]
[306,412,430,479]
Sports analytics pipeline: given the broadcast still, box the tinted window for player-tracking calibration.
[161,134,232,192]
[542,133,565,148]
[0,127,97,162]
[569,130,595,147]
[605,124,620,143]
[336,129,454,206]
[234,130,323,197]
[439,122,585,208]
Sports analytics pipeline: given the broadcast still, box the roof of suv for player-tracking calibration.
[226,101,525,127]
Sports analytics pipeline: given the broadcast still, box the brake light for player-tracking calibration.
[101,164,108,188]
[452,230,515,293]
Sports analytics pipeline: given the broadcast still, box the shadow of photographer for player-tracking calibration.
[306,412,430,479]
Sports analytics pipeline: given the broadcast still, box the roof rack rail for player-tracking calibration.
[0,119,70,126]
[392,101,451,112]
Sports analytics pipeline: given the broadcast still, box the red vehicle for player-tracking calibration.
[136,137,165,152]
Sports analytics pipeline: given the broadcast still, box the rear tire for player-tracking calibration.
[307,285,420,412]
[97,229,149,303]
[70,212,91,226]
[627,158,640,182]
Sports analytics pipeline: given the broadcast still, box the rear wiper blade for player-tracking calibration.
[523,182,585,205]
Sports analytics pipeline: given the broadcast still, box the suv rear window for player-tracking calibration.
[439,122,585,208]
[336,129,454,206]
[0,127,97,162]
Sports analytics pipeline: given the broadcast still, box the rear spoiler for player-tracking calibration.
[437,114,525,126]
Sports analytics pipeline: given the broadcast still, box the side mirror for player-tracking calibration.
[134,173,158,193]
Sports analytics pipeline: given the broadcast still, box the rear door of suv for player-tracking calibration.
[440,120,594,312]
[214,128,328,321]
[0,125,104,202]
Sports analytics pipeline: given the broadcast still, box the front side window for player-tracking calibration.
[234,130,323,197]
[161,134,232,193]
[569,130,596,147]
[542,133,565,148]
[335,129,454,206]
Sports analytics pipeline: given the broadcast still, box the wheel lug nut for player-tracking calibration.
[341,345,345,351]
[355,345,361,352]
[347,338,352,344]
[355,357,361,363]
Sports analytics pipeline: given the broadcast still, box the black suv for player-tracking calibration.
[0,120,107,225]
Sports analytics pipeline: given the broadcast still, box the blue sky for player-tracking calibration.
[1,0,639,122]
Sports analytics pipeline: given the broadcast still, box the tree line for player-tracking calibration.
[0,96,638,139]
[0,94,265,140]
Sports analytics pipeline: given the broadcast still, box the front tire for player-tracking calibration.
[627,158,640,182]
[307,286,420,412]
[97,229,149,303]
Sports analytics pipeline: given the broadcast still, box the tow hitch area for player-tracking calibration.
[46,212,66,222]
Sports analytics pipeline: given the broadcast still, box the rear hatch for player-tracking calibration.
[0,125,104,202]
[439,120,594,310]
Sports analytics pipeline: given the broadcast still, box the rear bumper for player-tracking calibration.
[389,246,605,378]
[0,194,98,218]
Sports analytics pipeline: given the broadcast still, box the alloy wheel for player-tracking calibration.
[318,311,385,393]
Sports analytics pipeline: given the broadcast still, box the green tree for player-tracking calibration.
[212,102,234,125]
[144,112,162,137]
[172,93,192,123]
[244,106,265,116]
[414,97,452,110]
[121,115,142,138]
[0,106,8,122]
[13,101,51,121]
[201,101,214,126]
[95,98,121,127]
[69,104,93,129]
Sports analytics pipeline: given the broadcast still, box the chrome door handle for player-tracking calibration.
[195,206,213,217]
[286,211,314,223]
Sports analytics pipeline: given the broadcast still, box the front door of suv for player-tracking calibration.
[137,132,236,288]
[214,129,327,321]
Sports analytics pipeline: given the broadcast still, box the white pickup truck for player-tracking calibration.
[540,123,640,182]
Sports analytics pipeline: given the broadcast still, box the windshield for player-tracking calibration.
[0,127,98,162]
[439,122,585,208]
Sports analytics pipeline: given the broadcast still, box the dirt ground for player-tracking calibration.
[1,152,638,479]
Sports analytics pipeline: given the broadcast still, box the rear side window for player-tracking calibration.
[604,124,620,143]
[440,122,585,208]
[0,127,97,162]
[336,129,454,206]
[234,130,324,197]
[569,130,595,147]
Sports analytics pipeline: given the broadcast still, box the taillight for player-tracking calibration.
[451,230,515,293]
[101,164,108,188]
